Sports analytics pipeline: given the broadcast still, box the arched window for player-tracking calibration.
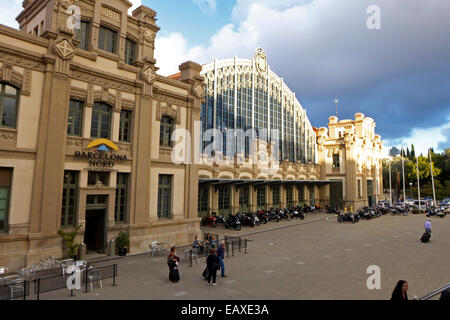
[160,116,174,147]
[91,102,111,139]
[0,83,19,129]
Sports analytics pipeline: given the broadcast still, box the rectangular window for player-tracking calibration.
[286,185,293,207]
[160,116,174,148]
[157,175,172,219]
[256,185,266,209]
[239,186,249,209]
[333,154,340,168]
[218,186,231,210]
[1,83,19,129]
[198,185,209,215]
[61,170,78,227]
[0,168,12,232]
[115,173,129,223]
[119,110,131,142]
[125,38,136,65]
[67,100,83,136]
[91,103,111,139]
[75,21,90,50]
[298,186,305,206]
[98,26,117,54]
[272,185,281,207]
[88,171,109,186]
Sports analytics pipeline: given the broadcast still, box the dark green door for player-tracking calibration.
[330,180,343,209]
[367,180,374,207]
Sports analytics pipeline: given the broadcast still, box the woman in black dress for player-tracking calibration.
[167,246,180,282]
[206,248,220,286]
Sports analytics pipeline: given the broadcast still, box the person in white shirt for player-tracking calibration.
[424,218,432,235]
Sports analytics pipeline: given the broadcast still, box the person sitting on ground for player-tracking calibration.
[391,280,409,301]
[193,236,205,254]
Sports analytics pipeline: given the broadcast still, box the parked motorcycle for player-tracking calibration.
[256,210,269,224]
[337,212,358,223]
[268,208,281,222]
[325,205,340,214]
[290,207,305,220]
[426,208,446,218]
[201,214,217,227]
[225,214,241,230]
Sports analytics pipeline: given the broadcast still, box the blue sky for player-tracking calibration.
[1,0,449,156]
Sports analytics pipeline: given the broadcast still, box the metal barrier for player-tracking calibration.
[419,282,450,300]
[33,264,118,300]
[0,279,30,300]
[186,237,248,267]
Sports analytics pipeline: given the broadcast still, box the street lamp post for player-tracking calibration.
[401,147,406,203]
[388,158,392,206]
[409,182,413,199]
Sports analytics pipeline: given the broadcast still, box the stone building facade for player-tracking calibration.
[0,0,202,269]
[318,114,384,210]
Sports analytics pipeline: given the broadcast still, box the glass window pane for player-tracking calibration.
[2,97,17,127]
[5,85,17,96]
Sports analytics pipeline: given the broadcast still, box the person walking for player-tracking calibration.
[206,247,220,286]
[424,218,432,235]
[167,246,180,283]
[217,241,226,278]
[391,280,409,301]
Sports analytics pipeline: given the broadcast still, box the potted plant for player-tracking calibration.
[116,231,130,256]
[58,225,82,260]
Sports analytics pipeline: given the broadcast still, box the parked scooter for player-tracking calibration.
[337,212,358,223]
[225,213,241,230]
[290,207,305,220]
[268,208,281,222]
[256,210,269,224]
[325,205,340,214]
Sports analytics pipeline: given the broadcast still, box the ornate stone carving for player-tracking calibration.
[71,70,136,94]
[143,67,156,84]
[55,39,74,59]
[55,0,80,10]
[142,28,155,46]
[255,48,267,75]
[193,84,205,99]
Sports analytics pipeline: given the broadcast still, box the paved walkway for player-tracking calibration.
[36,213,449,300]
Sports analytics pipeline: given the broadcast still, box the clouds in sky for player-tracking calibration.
[129,0,142,14]
[0,0,22,28]
[155,0,450,153]
[0,0,447,153]
[193,0,217,15]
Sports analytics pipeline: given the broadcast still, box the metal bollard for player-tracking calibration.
[232,241,235,257]
[189,249,193,268]
[245,239,247,254]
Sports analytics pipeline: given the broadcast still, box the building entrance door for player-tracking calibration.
[329,180,343,209]
[85,195,108,254]
[367,180,374,207]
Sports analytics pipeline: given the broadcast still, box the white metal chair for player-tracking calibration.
[9,279,25,300]
[147,241,160,258]
[88,267,103,291]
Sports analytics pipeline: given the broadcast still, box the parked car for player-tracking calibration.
[413,200,427,212]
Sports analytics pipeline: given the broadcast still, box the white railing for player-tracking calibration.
[419,283,450,300]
